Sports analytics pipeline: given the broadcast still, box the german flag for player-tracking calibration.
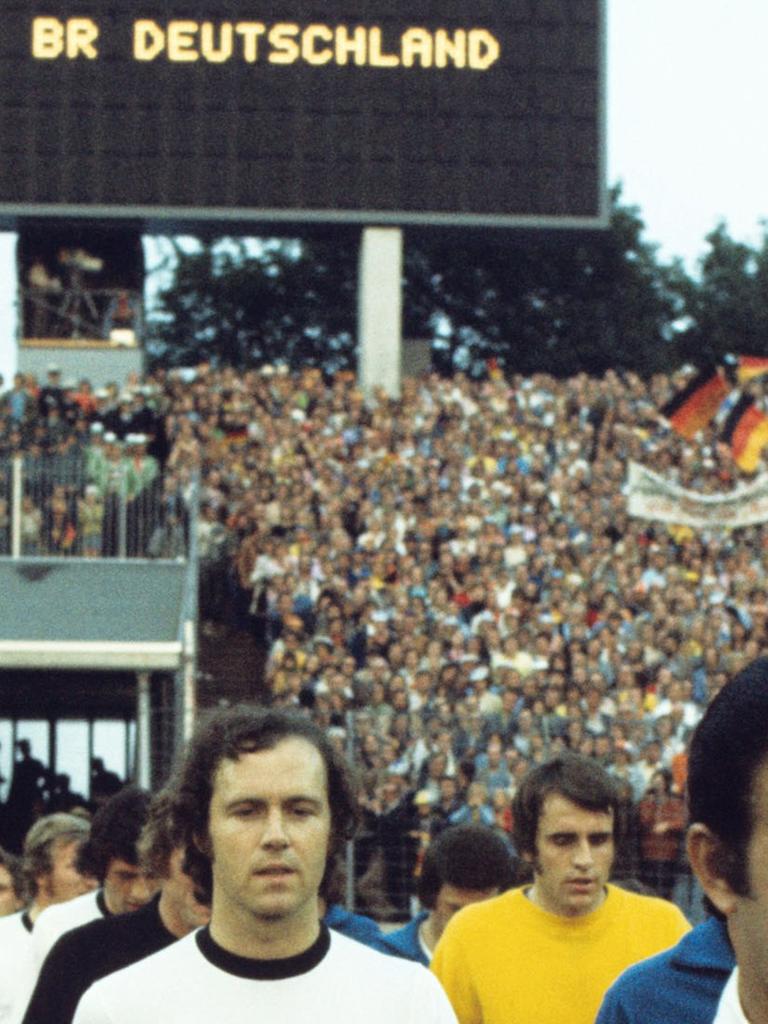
[737,355,768,382]
[661,366,728,439]
[223,427,248,446]
[720,394,768,473]
[486,357,503,380]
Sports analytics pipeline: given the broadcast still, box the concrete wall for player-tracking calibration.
[18,343,144,387]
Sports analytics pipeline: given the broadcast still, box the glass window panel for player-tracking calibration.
[54,721,90,801]
[14,721,50,768]
[0,721,13,802]
[92,720,128,785]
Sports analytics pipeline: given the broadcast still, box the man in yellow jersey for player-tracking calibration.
[431,753,689,1024]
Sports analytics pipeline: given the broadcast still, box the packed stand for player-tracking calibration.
[0,367,187,557]
[149,364,768,914]
[3,361,767,913]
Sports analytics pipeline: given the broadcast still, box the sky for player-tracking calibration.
[1,0,768,383]
[609,0,768,267]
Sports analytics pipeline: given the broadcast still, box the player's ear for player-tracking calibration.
[686,823,739,916]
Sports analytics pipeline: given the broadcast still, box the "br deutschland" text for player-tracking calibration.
[32,18,502,71]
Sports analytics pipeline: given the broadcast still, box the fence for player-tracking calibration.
[0,454,190,560]
[20,285,142,344]
[334,708,703,923]
[0,694,705,919]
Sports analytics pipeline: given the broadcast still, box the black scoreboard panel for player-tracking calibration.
[0,1,606,226]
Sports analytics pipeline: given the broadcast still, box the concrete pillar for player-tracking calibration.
[182,618,196,743]
[357,227,403,399]
[136,671,151,788]
[11,456,22,558]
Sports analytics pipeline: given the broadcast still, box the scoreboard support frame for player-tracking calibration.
[358,226,404,399]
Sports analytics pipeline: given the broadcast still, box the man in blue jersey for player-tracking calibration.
[596,658,768,1023]
[377,825,516,965]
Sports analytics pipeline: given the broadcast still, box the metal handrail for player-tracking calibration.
[19,286,143,342]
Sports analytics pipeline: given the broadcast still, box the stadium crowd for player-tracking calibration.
[2,361,767,913]
[0,366,181,557]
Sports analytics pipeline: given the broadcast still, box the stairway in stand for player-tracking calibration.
[196,622,269,708]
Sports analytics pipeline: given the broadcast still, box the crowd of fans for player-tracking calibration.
[3,359,767,915]
[0,366,181,557]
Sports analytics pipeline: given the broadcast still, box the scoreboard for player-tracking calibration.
[0,1,606,227]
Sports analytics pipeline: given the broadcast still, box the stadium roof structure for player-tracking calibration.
[0,559,187,670]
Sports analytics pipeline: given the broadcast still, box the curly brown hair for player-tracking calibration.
[136,789,184,881]
[168,705,359,903]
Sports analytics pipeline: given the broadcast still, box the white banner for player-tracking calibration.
[627,461,768,528]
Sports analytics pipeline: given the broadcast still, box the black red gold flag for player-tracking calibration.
[737,355,768,383]
[720,394,768,473]
[661,367,728,440]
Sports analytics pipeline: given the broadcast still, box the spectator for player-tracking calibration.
[19,497,43,557]
[76,487,104,558]
[474,734,512,795]
[636,768,687,899]
[378,825,516,965]
[5,741,49,853]
[449,782,494,828]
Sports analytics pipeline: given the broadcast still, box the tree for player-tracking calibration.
[676,222,768,366]
[145,235,358,370]
[145,189,692,377]
[405,187,691,378]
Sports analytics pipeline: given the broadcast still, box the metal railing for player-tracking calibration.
[328,708,705,922]
[0,454,190,560]
[20,286,143,343]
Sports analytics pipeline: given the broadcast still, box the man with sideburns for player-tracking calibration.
[73,706,457,1024]
[431,753,689,1024]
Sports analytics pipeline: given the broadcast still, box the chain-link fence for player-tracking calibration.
[0,696,706,923]
[332,709,704,923]
[0,453,189,559]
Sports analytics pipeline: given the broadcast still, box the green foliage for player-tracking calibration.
[676,222,768,365]
[144,192,768,378]
[406,188,689,378]
[145,236,357,370]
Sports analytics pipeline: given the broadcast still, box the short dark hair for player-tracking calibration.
[688,656,768,896]
[23,813,92,897]
[169,705,359,902]
[76,786,151,882]
[417,825,516,909]
[512,753,621,859]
